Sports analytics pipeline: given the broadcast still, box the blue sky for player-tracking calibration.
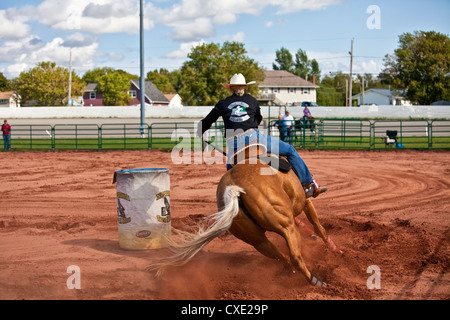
[0,0,449,79]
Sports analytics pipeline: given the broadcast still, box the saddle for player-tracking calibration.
[229,142,292,173]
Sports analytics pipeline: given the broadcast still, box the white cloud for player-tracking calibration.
[223,32,246,43]
[0,9,31,39]
[275,0,342,14]
[62,33,97,48]
[154,0,341,41]
[168,18,215,41]
[2,36,98,78]
[307,51,383,75]
[165,40,206,59]
[34,0,154,34]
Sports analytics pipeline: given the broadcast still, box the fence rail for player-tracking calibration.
[4,119,450,151]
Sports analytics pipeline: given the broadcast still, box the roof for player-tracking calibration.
[259,70,319,88]
[85,83,97,92]
[352,88,405,99]
[0,91,15,99]
[84,81,169,103]
[163,93,178,101]
[131,79,169,103]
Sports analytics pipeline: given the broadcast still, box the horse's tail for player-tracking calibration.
[148,185,245,276]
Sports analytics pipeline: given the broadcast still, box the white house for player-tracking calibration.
[163,93,183,108]
[0,91,21,108]
[352,88,411,106]
[258,70,319,106]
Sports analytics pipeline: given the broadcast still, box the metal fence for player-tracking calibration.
[3,119,450,151]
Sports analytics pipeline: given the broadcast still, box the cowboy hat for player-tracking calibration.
[222,73,256,92]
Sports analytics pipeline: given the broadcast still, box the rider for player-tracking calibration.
[303,104,313,128]
[197,73,326,198]
[303,104,312,120]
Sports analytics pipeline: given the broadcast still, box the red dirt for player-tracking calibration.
[0,149,448,300]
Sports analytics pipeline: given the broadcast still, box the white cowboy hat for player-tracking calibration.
[222,73,256,92]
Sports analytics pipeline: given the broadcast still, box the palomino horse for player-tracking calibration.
[149,146,340,287]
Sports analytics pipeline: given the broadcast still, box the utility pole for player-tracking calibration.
[68,49,72,106]
[362,78,365,105]
[345,79,348,107]
[139,0,145,136]
[348,39,354,107]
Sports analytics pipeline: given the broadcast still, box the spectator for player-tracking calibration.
[275,114,288,142]
[282,111,294,145]
[2,119,11,150]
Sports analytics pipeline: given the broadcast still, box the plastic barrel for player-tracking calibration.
[113,168,171,249]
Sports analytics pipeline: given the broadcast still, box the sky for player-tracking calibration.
[0,0,449,80]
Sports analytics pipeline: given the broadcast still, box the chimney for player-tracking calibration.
[312,75,316,85]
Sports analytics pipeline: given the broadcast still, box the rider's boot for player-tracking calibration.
[304,179,327,198]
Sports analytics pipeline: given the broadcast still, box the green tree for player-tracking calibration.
[317,72,348,106]
[381,30,450,104]
[82,67,116,84]
[96,71,133,106]
[273,47,321,82]
[82,68,138,106]
[13,61,85,106]
[0,72,11,91]
[146,68,175,93]
[310,59,321,82]
[273,47,295,73]
[179,41,264,106]
[294,49,321,82]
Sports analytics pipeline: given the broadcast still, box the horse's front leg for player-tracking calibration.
[297,199,343,254]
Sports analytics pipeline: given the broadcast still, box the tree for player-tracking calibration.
[82,68,138,106]
[381,30,450,104]
[273,47,321,82]
[179,41,264,106]
[82,67,116,84]
[0,72,11,91]
[96,71,133,106]
[273,47,295,73]
[146,68,175,93]
[317,72,348,106]
[13,61,85,106]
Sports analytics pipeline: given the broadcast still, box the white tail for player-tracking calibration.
[148,185,245,276]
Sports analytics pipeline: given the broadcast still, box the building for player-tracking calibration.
[83,83,103,106]
[0,91,21,108]
[352,88,411,106]
[258,70,319,106]
[128,79,169,106]
[83,80,169,106]
[163,93,183,108]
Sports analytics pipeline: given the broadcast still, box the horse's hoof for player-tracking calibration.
[310,274,327,287]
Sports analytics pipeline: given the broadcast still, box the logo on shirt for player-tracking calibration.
[228,101,250,122]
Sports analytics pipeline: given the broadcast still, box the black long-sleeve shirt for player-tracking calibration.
[199,93,262,138]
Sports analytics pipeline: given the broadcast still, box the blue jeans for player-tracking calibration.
[226,129,313,187]
[3,134,10,150]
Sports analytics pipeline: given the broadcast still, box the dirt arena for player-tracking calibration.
[0,149,448,300]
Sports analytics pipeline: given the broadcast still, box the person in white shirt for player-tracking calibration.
[282,111,294,145]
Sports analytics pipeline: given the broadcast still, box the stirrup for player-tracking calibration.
[304,182,327,199]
